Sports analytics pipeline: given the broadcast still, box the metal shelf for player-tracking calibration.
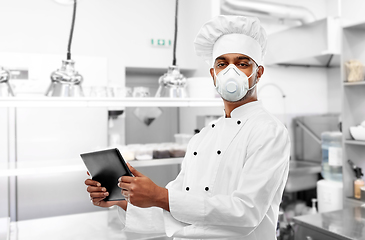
[346,197,365,207]
[0,97,223,108]
[130,158,183,167]
[345,139,365,146]
[0,158,183,177]
[343,81,365,86]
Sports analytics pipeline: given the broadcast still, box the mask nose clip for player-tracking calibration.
[223,67,231,75]
[223,66,241,76]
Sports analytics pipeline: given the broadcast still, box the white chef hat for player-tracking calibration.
[194,15,267,66]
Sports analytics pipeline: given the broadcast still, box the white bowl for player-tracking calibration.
[350,126,365,141]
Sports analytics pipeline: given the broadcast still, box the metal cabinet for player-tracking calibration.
[295,224,343,240]
[293,207,365,240]
[7,107,108,221]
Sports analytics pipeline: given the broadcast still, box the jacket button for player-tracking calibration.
[212,124,215,128]
[186,187,190,191]
[217,150,221,155]
[193,152,197,156]
[205,187,209,191]
[237,120,241,125]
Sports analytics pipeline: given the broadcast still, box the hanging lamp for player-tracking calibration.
[45,0,84,97]
[0,66,15,97]
[155,0,187,98]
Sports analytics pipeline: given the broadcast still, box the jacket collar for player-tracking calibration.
[226,100,263,119]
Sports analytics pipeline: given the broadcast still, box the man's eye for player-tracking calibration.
[217,63,226,68]
[237,62,249,67]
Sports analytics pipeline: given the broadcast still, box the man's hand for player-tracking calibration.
[118,163,170,212]
[85,172,127,210]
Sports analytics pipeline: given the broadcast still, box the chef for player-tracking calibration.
[85,15,290,239]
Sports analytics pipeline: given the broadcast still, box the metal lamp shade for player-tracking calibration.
[0,66,15,97]
[45,60,84,97]
[155,65,187,98]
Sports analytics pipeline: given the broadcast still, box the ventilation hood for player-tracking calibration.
[221,0,316,24]
[264,17,341,68]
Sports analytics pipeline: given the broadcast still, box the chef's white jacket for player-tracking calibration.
[118,100,291,240]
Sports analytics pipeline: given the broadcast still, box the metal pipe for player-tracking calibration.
[295,119,322,145]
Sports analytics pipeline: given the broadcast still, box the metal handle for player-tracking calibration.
[306,236,313,240]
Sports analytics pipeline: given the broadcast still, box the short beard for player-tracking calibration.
[240,87,255,101]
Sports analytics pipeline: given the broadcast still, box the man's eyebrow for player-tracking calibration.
[215,56,226,61]
[214,56,251,62]
[237,56,250,60]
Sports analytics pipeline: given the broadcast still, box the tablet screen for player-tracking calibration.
[80,148,132,201]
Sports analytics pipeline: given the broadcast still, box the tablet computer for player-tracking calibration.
[80,148,133,201]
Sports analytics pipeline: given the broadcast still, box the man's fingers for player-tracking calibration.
[86,186,107,193]
[119,176,134,183]
[85,179,101,187]
[91,199,115,208]
[90,192,109,198]
[91,197,105,202]
[91,198,105,206]
[118,181,131,190]
[127,163,144,177]
[121,189,130,197]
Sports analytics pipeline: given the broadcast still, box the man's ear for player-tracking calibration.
[257,66,264,78]
[210,68,216,86]
[256,66,264,83]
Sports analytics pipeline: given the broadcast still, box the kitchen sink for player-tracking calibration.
[285,160,321,193]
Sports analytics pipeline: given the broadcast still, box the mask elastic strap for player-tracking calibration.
[213,68,219,89]
[248,82,257,91]
[247,67,259,90]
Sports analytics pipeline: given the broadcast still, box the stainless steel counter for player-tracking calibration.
[293,207,365,240]
[9,209,172,240]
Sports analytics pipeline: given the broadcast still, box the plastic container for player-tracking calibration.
[317,179,343,213]
[135,144,155,161]
[153,143,172,159]
[169,143,186,158]
[321,131,343,182]
[174,133,193,145]
[120,144,143,161]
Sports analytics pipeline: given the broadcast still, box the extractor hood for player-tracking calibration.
[264,17,341,68]
[221,0,316,25]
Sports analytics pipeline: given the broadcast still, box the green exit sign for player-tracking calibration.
[151,39,172,47]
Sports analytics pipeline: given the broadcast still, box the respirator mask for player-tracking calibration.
[214,64,258,102]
